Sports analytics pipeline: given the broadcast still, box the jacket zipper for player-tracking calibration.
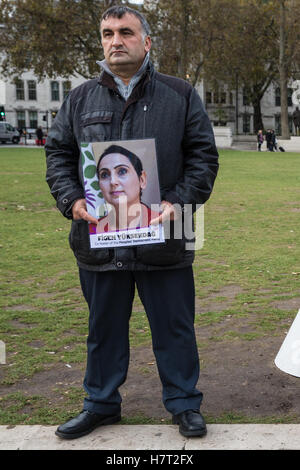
[143,105,148,138]
[119,104,148,140]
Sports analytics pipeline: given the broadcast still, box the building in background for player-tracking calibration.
[202,82,297,136]
[0,71,84,136]
[0,68,298,138]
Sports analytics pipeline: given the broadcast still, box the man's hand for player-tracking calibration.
[72,198,98,225]
[149,200,179,226]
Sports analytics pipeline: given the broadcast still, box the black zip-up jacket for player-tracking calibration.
[45,62,219,271]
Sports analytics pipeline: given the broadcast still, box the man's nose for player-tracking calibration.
[112,32,123,47]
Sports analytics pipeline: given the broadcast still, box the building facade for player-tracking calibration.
[0,69,298,138]
[202,82,298,136]
[0,71,85,135]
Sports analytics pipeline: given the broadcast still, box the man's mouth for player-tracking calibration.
[110,50,127,56]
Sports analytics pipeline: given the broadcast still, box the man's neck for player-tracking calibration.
[109,63,143,86]
[98,53,149,84]
[97,53,150,101]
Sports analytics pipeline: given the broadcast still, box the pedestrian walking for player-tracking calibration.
[266,129,272,151]
[257,129,264,151]
[36,126,44,146]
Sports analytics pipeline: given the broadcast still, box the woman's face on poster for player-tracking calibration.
[98,152,146,207]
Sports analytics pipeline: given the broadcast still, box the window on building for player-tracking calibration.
[16,110,26,129]
[229,92,233,105]
[213,91,220,104]
[28,81,37,100]
[275,115,281,134]
[206,91,212,104]
[275,87,281,106]
[288,88,293,107]
[63,81,71,100]
[220,92,226,104]
[16,80,25,100]
[29,111,38,128]
[243,114,251,133]
[276,114,294,135]
[243,88,250,106]
[51,81,60,101]
[275,87,293,107]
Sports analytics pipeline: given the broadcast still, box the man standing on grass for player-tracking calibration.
[45,5,219,439]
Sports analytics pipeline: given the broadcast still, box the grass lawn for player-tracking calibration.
[194,148,300,323]
[0,146,299,425]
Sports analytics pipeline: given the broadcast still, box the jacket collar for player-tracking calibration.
[97,52,150,85]
[97,61,154,102]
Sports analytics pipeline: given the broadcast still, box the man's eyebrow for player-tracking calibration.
[101,27,134,34]
[101,28,113,34]
[119,27,134,33]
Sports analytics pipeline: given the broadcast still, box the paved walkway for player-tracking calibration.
[1,424,300,450]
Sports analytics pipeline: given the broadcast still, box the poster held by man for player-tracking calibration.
[81,138,164,248]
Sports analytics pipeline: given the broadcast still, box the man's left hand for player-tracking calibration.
[149,200,179,226]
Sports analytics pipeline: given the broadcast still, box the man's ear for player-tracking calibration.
[144,36,151,53]
[99,23,104,46]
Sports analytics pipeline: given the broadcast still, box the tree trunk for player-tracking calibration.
[279,0,290,139]
[178,1,190,79]
[252,97,264,134]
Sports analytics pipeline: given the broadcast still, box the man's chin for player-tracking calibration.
[109,51,128,60]
[109,57,130,65]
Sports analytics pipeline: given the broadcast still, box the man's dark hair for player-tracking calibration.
[97,144,143,178]
[101,5,151,37]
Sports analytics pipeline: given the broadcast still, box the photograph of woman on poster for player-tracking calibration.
[95,144,160,233]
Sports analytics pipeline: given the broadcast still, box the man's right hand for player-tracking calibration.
[72,199,98,225]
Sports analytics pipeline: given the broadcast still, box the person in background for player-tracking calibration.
[257,129,264,151]
[265,129,272,151]
[271,129,278,151]
[36,126,44,146]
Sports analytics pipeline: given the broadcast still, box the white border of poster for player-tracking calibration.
[80,139,165,249]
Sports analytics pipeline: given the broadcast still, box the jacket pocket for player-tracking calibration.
[69,219,112,265]
[80,111,113,141]
[136,221,186,266]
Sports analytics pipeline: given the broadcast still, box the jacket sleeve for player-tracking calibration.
[163,87,219,209]
[45,95,84,219]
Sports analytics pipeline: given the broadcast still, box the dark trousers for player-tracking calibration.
[79,267,203,416]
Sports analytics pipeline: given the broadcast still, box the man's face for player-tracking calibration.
[100,13,151,72]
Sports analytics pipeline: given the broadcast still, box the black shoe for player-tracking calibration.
[172,409,207,437]
[55,410,121,440]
